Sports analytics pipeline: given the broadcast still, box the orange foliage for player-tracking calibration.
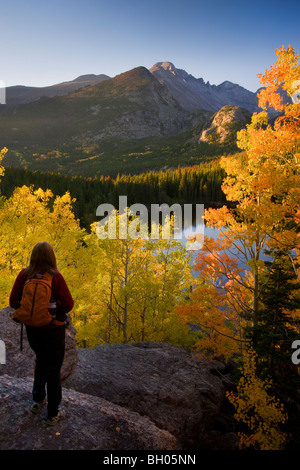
[176,233,252,360]
[239,45,300,170]
[176,45,300,361]
[257,45,300,112]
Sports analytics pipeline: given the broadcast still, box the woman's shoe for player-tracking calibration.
[45,409,66,426]
[30,399,47,414]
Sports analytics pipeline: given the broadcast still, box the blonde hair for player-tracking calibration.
[24,242,58,278]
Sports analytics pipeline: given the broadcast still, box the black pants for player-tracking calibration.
[26,323,65,418]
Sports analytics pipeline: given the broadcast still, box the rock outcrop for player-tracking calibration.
[198,105,251,145]
[63,342,234,449]
[0,374,177,450]
[0,307,236,450]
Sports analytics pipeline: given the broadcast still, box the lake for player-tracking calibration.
[178,221,272,274]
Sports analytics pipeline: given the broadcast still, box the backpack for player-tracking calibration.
[12,272,55,327]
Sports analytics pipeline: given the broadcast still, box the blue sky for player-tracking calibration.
[1,0,299,92]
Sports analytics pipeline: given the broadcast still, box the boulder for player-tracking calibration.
[63,341,233,449]
[0,374,178,450]
[0,307,237,450]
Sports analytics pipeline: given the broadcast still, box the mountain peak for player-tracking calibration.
[114,66,153,82]
[150,62,177,74]
[149,62,259,114]
[218,80,239,90]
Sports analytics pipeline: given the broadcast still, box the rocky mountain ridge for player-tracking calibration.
[2,61,260,114]
[150,62,259,113]
[0,61,265,177]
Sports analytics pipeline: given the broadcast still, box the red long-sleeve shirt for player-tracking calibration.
[9,269,74,321]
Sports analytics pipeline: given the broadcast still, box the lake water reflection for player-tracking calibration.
[177,223,219,251]
[179,222,271,273]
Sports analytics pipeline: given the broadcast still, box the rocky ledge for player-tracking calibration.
[0,307,236,450]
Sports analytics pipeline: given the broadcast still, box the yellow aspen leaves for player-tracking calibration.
[0,147,7,180]
[226,350,288,450]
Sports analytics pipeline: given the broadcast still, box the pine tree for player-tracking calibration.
[247,250,300,398]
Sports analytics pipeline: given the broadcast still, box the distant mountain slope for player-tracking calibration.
[2,61,260,113]
[150,62,259,113]
[0,61,262,177]
[0,66,201,176]
[3,74,110,107]
[0,66,190,145]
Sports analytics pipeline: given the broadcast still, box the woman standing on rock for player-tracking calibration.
[9,241,74,426]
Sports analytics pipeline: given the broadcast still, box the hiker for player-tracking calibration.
[9,241,74,426]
